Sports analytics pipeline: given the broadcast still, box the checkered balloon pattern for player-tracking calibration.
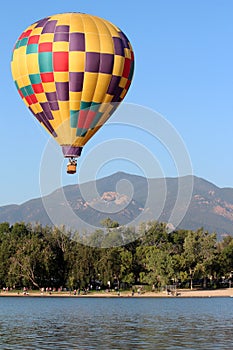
[11,13,134,157]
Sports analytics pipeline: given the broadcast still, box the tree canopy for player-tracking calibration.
[0,221,232,291]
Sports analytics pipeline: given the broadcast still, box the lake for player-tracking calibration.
[0,296,232,349]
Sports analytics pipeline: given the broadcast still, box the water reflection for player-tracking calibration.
[0,297,232,349]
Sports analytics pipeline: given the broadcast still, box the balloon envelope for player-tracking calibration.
[11,13,134,157]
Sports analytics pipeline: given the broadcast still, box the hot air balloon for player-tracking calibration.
[11,12,134,174]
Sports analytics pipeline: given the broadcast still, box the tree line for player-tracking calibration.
[0,220,233,291]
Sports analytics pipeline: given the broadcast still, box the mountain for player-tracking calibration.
[0,172,233,238]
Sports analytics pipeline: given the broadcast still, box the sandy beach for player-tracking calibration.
[1,288,233,298]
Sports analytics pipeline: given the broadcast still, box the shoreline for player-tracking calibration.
[1,288,233,298]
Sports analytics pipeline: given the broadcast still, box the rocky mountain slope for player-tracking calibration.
[0,172,232,237]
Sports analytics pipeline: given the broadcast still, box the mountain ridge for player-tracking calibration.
[0,172,233,237]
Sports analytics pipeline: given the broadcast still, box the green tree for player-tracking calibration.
[0,223,12,287]
[100,218,119,229]
[138,246,175,287]
[8,233,52,288]
[119,247,134,284]
[182,228,217,289]
[217,235,233,279]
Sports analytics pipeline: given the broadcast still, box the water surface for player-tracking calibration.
[0,297,232,349]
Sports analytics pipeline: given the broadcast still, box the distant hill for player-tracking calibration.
[0,172,233,238]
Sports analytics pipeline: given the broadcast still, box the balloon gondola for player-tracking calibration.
[11,12,134,174]
[67,158,77,174]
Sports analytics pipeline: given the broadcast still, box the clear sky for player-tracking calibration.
[1,0,232,205]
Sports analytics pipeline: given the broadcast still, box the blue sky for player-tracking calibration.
[1,0,232,205]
